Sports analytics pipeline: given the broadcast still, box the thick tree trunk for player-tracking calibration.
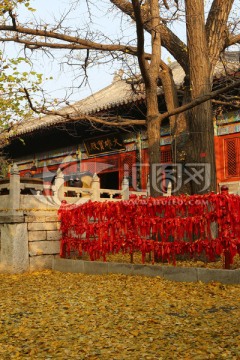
[131,0,163,197]
[185,0,216,194]
[159,65,192,195]
[146,78,162,197]
[206,0,234,75]
[160,65,190,195]
[147,114,161,197]
[159,64,179,129]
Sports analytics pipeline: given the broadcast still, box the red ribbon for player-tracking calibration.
[58,193,240,267]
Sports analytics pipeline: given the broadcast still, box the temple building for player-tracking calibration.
[1,53,240,194]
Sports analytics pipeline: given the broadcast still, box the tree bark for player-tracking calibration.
[147,113,162,197]
[132,0,163,197]
[206,0,234,75]
[185,0,216,193]
[145,0,162,197]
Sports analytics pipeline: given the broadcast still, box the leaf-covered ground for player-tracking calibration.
[0,271,239,360]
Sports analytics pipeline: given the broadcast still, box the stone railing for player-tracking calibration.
[53,169,171,202]
[0,165,172,210]
[0,164,49,210]
[52,171,135,203]
[218,181,240,194]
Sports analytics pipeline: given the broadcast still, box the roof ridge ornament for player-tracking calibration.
[112,69,124,83]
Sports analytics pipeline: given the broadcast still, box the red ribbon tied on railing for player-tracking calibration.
[58,192,240,268]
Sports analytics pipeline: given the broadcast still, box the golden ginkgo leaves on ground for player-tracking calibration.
[0,270,239,359]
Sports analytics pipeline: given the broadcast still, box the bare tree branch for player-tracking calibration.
[110,0,189,72]
[8,10,17,29]
[0,24,144,56]
[160,78,240,121]
[162,0,170,11]
[206,0,234,72]
[132,0,150,86]
[212,99,240,108]
[225,33,240,47]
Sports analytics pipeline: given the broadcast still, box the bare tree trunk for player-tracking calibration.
[132,0,163,197]
[146,86,162,197]
[159,64,192,195]
[206,0,234,75]
[185,0,216,194]
[159,63,179,129]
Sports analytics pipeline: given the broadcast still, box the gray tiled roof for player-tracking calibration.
[7,53,240,137]
[9,80,142,137]
[7,62,185,137]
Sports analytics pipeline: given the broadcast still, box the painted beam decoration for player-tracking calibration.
[216,110,240,125]
[84,133,126,156]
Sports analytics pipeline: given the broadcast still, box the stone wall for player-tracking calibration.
[0,210,61,273]
[26,211,61,271]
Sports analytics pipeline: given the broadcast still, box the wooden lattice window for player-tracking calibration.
[161,149,172,163]
[225,138,239,177]
[121,152,136,188]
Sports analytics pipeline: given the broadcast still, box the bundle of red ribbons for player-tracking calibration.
[58,192,240,266]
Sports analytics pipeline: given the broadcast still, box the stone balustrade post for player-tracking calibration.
[121,177,129,200]
[9,163,21,211]
[0,164,28,273]
[53,169,65,202]
[164,181,172,197]
[147,175,150,197]
[91,173,100,201]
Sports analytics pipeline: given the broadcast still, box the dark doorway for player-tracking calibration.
[98,171,119,189]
